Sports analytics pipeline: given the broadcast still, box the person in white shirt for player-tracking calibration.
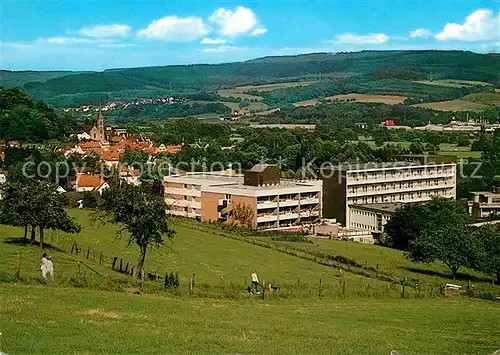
[251,269,260,294]
[41,253,54,281]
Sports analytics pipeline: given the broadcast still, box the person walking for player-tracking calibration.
[251,269,260,294]
[41,253,54,281]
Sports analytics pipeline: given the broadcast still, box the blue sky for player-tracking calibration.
[1,0,498,71]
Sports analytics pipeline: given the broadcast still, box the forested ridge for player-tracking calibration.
[3,50,499,108]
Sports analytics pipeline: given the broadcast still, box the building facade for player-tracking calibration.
[163,165,323,230]
[349,203,400,233]
[470,188,500,218]
[321,162,456,226]
[89,108,106,143]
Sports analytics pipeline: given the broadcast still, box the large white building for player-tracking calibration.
[163,165,322,230]
[320,162,457,227]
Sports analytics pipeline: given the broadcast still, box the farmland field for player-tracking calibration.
[461,92,500,107]
[327,93,407,104]
[414,79,492,88]
[293,99,319,107]
[2,284,500,355]
[412,99,490,112]
[218,81,314,101]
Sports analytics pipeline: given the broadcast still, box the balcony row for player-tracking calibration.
[346,172,455,186]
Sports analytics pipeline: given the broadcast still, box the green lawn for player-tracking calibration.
[1,284,499,355]
[0,210,382,291]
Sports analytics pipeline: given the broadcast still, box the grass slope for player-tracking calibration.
[0,210,378,288]
[1,284,500,355]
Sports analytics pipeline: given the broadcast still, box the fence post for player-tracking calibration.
[71,240,76,254]
[125,262,129,273]
[99,253,103,265]
[86,247,90,259]
[318,278,323,298]
[119,258,123,272]
[401,279,406,298]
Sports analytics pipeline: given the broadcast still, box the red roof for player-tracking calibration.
[76,174,102,188]
[78,141,102,150]
[101,150,121,161]
[166,145,182,154]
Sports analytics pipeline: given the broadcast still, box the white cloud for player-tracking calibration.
[202,45,246,53]
[79,24,131,38]
[200,37,227,45]
[435,9,499,41]
[209,6,266,37]
[334,33,389,44]
[410,28,432,39]
[251,27,268,36]
[39,37,97,45]
[137,16,208,41]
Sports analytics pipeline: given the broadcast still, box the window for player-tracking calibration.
[225,194,231,200]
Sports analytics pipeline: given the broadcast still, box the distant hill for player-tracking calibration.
[2,50,499,107]
[1,70,87,87]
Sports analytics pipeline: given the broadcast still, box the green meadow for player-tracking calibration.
[1,210,499,354]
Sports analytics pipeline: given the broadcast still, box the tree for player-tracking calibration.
[472,225,500,284]
[230,203,255,228]
[406,200,473,278]
[100,183,175,278]
[456,135,471,147]
[0,181,80,247]
[385,198,468,251]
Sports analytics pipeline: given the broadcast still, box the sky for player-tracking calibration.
[1,0,499,71]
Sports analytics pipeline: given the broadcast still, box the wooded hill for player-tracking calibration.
[2,50,499,108]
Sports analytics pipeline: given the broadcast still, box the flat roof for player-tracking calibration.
[351,203,403,214]
[164,173,242,186]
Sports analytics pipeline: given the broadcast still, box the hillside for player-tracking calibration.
[4,50,500,108]
[1,209,500,355]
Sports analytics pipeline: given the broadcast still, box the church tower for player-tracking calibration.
[90,104,107,143]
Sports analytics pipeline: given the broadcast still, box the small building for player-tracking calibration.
[100,150,121,169]
[0,173,6,184]
[75,174,108,194]
[349,203,402,233]
[470,188,500,218]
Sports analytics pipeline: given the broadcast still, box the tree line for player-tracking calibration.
[385,198,500,283]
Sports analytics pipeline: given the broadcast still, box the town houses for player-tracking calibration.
[57,108,182,194]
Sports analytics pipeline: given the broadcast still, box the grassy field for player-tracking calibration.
[1,284,499,355]
[0,210,381,289]
[218,81,313,101]
[327,93,407,104]
[414,79,491,88]
[411,100,490,112]
[1,211,500,354]
[462,92,500,107]
[259,236,495,287]
[293,99,319,107]
[235,81,313,92]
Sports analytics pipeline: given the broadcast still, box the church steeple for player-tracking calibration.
[89,102,106,143]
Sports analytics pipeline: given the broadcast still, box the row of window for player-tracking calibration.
[348,189,451,204]
[348,179,451,194]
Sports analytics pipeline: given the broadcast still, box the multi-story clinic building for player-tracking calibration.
[164,164,322,230]
[320,162,457,229]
